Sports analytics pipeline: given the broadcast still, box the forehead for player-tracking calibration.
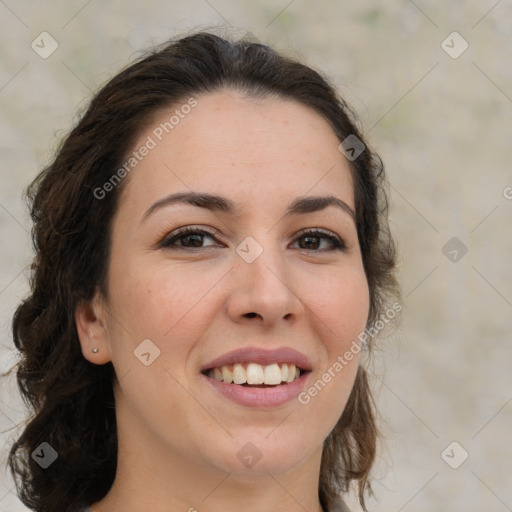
[119,89,354,216]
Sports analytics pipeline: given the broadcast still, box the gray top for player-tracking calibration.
[333,496,351,512]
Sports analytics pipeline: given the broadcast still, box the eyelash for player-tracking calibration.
[158,226,346,252]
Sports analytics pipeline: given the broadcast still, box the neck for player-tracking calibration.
[93,403,325,512]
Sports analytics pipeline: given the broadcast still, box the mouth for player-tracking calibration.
[200,346,313,406]
[202,362,310,387]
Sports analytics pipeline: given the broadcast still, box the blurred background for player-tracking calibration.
[1,1,511,511]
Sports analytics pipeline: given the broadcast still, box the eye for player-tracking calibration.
[292,229,346,252]
[158,226,346,252]
[158,227,221,251]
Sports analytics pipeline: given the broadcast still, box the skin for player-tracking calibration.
[75,89,370,512]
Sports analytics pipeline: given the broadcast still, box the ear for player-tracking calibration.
[75,291,112,365]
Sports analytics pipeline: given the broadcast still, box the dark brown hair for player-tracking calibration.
[7,30,399,512]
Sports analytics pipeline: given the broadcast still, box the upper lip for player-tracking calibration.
[201,347,313,373]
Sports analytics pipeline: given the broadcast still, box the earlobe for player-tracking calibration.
[75,294,112,365]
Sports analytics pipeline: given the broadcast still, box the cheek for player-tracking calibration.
[310,267,370,339]
[298,272,368,433]
[302,267,368,402]
[108,261,222,351]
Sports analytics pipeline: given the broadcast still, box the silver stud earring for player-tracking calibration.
[92,348,99,353]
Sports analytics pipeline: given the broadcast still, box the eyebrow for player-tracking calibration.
[142,191,356,223]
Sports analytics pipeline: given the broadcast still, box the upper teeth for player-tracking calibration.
[207,363,301,385]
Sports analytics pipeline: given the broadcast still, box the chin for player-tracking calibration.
[208,435,316,476]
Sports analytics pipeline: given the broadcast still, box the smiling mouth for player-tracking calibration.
[202,362,308,386]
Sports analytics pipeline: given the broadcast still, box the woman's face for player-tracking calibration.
[83,89,369,478]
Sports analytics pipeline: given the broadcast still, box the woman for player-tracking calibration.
[8,31,399,512]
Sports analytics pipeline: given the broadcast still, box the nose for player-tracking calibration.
[226,238,304,327]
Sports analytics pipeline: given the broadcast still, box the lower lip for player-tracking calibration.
[202,372,311,408]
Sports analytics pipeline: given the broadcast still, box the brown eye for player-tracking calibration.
[293,230,346,252]
[158,227,346,253]
[159,227,220,250]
